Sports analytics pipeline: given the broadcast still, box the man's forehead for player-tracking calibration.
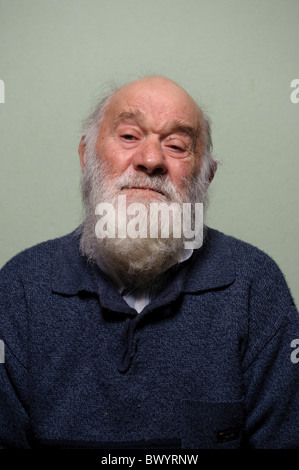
[105,77,201,127]
[112,108,194,125]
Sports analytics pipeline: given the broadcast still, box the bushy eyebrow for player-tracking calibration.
[168,120,199,148]
[111,110,200,151]
[111,111,144,129]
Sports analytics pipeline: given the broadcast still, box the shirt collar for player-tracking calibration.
[51,227,235,297]
[96,248,194,295]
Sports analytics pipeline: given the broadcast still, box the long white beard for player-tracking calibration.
[80,151,206,287]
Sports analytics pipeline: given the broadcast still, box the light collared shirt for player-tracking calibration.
[98,249,193,313]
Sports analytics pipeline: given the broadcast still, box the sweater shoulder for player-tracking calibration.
[209,228,284,277]
[208,228,296,309]
[0,231,79,280]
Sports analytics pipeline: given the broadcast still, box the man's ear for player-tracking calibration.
[78,137,86,170]
[209,162,217,183]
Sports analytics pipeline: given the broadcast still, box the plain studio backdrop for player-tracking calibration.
[0,0,298,306]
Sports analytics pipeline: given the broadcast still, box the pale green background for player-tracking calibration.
[0,0,298,305]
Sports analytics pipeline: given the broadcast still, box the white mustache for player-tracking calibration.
[115,172,181,201]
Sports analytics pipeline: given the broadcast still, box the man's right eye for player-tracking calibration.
[121,134,136,141]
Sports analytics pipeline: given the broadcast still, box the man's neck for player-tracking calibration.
[97,248,194,313]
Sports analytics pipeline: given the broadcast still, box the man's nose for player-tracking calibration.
[132,138,167,176]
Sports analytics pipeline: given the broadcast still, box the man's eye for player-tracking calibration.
[169,145,184,151]
[122,134,136,141]
[168,143,187,152]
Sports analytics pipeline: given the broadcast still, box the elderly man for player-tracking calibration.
[0,76,298,450]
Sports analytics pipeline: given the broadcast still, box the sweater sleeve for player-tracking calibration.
[0,259,32,448]
[242,258,299,448]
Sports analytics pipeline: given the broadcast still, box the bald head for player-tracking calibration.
[108,76,201,122]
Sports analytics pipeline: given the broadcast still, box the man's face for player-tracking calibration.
[79,78,210,285]
[92,77,203,199]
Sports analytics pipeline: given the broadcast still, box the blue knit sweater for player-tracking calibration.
[0,228,298,449]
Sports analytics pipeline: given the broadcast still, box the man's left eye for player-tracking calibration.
[167,142,187,153]
[169,145,184,151]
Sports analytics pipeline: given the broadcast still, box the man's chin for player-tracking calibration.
[96,236,184,287]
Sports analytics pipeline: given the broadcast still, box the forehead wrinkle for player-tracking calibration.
[111,109,200,140]
[111,109,145,130]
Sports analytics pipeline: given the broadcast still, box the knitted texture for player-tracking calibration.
[0,228,298,449]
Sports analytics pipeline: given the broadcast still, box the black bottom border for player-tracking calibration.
[0,449,296,467]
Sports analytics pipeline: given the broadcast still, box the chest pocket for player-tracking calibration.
[181,398,244,449]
